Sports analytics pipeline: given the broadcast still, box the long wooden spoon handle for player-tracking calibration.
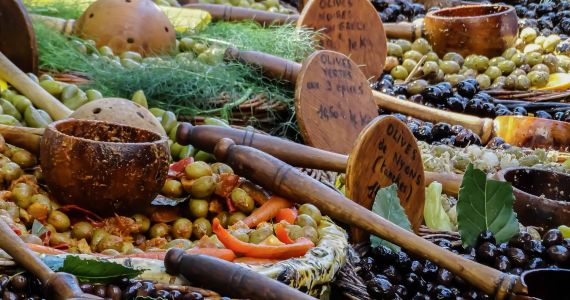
[0,52,72,120]
[424,172,463,196]
[184,4,299,25]
[164,250,314,300]
[30,14,75,35]
[224,47,302,83]
[0,124,42,154]
[383,18,424,40]
[373,90,494,143]
[212,138,524,299]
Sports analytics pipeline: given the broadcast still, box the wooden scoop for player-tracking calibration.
[211,137,547,300]
[164,249,314,300]
[0,218,102,300]
[383,4,519,57]
[225,48,570,151]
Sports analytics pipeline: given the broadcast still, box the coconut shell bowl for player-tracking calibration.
[496,167,570,228]
[40,119,170,216]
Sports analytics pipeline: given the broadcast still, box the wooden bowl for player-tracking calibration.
[495,167,570,228]
[424,5,518,58]
[40,119,169,216]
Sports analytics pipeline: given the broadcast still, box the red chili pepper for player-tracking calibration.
[275,208,297,225]
[169,157,194,176]
[212,218,314,259]
[275,223,295,244]
[226,197,237,213]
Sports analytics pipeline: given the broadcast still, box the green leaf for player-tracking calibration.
[370,184,412,252]
[457,164,519,247]
[58,256,144,283]
[424,182,454,231]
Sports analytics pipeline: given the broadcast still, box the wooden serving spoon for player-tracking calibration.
[225,48,570,151]
[210,137,570,300]
[0,218,102,300]
[164,249,315,300]
[383,4,519,57]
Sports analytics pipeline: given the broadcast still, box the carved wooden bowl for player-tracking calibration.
[496,167,570,228]
[424,5,518,57]
[40,119,169,216]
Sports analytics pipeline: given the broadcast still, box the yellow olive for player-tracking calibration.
[10,150,36,169]
[11,183,33,209]
[149,223,170,238]
[50,232,72,247]
[97,235,124,252]
[295,214,317,228]
[161,179,184,198]
[298,204,322,224]
[172,218,193,239]
[71,221,94,241]
[184,161,213,179]
[1,162,22,182]
[192,218,212,239]
[27,202,49,221]
[190,176,216,198]
[90,229,109,249]
[48,210,71,232]
[230,188,255,213]
[132,214,151,233]
[211,163,233,175]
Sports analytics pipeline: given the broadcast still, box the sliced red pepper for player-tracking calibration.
[275,207,297,225]
[275,223,295,244]
[168,157,194,176]
[212,218,314,259]
[226,197,237,213]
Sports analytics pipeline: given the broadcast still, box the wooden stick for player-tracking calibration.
[211,138,525,299]
[183,4,299,25]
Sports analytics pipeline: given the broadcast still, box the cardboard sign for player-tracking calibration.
[346,115,425,243]
[295,50,377,155]
[298,0,387,80]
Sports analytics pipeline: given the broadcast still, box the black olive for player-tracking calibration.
[446,96,467,112]
[9,275,27,293]
[436,268,454,286]
[486,137,506,149]
[509,232,532,248]
[391,113,408,123]
[476,242,498,265]
[92,284,106,298]
[538,16,554,30]
[494,255,511,272]
[371,81,383,91]
[380,265,401,283]
[465,98,483,115]
[513,107,528,116]
[457,81,477,98]
[462,290,478,300]
[412,294,431,300]
[424,282,434,294]
[366,276,395,298]
[454,129,482,147]
[438,137,456,146]
[410,260,424,273]
[523,240,545,256]
[29,277,42,295]
[183,292,204,300]
[560,18,570,33]
[372,245,397,264]
[170,290,183,300]
[416,124,434,141]
[431,285,454,300]
[2,291,17,300]
[506,247,528,267]
[537,2,553,14]
[80,284,94,294]
[394,85,407,95]
[482,103,496,117]
[546,245,569,264]
[409,94,424,104]
[422,260,439,280]
[494,104,508,111]
[123,282,143,300]
[358,256,377,278]
[432,123,452,140]
[153,290,171,299]
[422,86,445,103]
[476,231,496,246]
[450,125,464,135]
[436,82,453,98]
[106,284,122,300]
[495,108,513,116]
[0,276,9,290]
[395,251,411,270]
[403,273,421,291]
[395,284,408,297]
[436,239,452,249]
[535,110,553,119]
[382,74,394,85]
[509,267,524,276]
[543,229,564,247]
[381,87,395,96]
[554,111,565,120]
[527,257,546,269]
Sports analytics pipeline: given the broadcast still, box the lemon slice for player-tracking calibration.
[538,73,570,91]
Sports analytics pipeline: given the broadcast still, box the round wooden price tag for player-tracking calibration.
[0,0,37,73]
[346,115,425,243]
[295,50,377,155]
[297,0,387,80]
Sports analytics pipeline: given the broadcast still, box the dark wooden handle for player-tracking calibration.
[384,18,424,40]
[0,52,72,120]
[224,47,302,83]
[164,249,314,300]
[425,172,462,196]
[30,14,75,35]
[212,138,525,300]
[184,4,299,25]
[176,123,347,172]
[373,90,494,143]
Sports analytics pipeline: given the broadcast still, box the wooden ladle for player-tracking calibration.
[211,137,569,300]
[225,48,570,151]
[0,218,102,300]
[383,4,519,57]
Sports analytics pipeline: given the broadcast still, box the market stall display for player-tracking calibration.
[0,0,568,299]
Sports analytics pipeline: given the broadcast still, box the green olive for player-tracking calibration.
[528,71,549,88]
[10,150,36,169]
[543,54,559,73]
[192,218,212,239]
[395,39,412,53]
[403,50,423,62]
[191,176,216,198]
[50,232,72,247]
[161,179,183,198]
[498,60,516,74]
[298,204,322,224]
[286,224,304,240]
[422,61,439,75]
[172,218,193,239]
[387,42,403,57]
[425,52,439,62]
[476,74,491,89]
[149,223,170,238]
[166,239,193,250]
[444,74,466,87]
[97,235,123,252]
[439,60,460,74]
[40,80,64,96]
[489,56,506,66]
[214,211,230,228]
[48,210,71,232]
[411,38,431,54]
[27,202,49,221]
[88,229,107,248]
[31,194,51,207]
[511,53,527,67]
[61,85,79,101]
[1,162,22,182]
[249,226,273,244]
[504,75,517,89]
[184,161,213,179]
[187,199,208,218]
[228,212,247,226]
[231,230,250,243]
[390,66,408,80]
[406,79,428,95]
[132,214,151,233]
[295,214,317,228]
[526,52,543,66]
[120,242,134,254]
[86,89,104,102]
[543,35,561,52]
[72,221,94,240]
[520,27,537,43]
[515,75,531,90]
[442,52,464,65]
[120,51,143,62]
[491,76,506,89]
[302,226,319,244]
[531,63,551,74]
[502,48,518,59]
[11,96,32,113]
[230,188,255,213]
[484,66,502,80]
[211,163,233,175]
[402,59,417,73]
[11,183,33,209]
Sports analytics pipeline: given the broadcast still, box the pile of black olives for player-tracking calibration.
[371,0,426,22]
[500,0,570,37]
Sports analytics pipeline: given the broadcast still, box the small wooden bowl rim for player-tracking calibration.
[426,4,515,20]
[49,118,168,146]
[495,166,570,205]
